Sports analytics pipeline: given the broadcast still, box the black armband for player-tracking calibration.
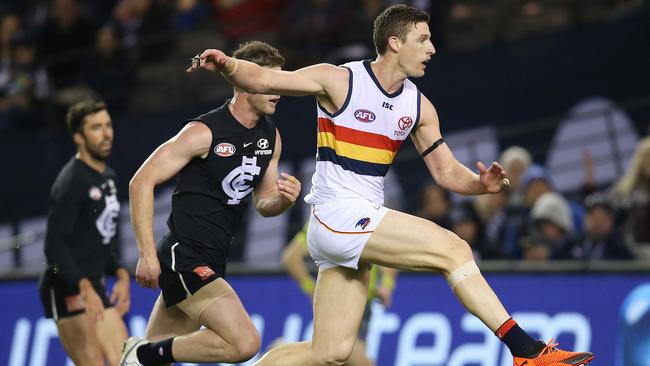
[420,138,445,158]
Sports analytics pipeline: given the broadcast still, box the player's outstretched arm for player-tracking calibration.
[187,49,347,97]
[412,95,508,195]
[376,266,398,308]
[253,131,301,217]
[281,227,315,298]
[129,122,211,288]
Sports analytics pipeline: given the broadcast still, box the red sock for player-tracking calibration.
[496,318,517,339]
[495,318,544,357]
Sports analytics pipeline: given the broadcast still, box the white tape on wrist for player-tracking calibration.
[221,58,239,77]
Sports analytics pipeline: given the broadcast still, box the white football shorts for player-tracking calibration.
[307,199,390,270]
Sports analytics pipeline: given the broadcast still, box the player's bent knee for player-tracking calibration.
[316,355,348,366]
[74,349,104,366]
[104,348,123,366]
[441,234,474,272]
[231,332,261,362]
[314,345,354,366]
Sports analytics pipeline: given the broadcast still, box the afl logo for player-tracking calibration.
[398,116,413,131]
[88,186,102,201]
[354,109,375,123]
[214,143,236,157]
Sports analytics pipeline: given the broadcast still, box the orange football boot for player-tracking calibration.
[512,339,594,366]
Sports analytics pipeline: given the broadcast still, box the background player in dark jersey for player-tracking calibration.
[121,41,301,366]
[39,99,130,365]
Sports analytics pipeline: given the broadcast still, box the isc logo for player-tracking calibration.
[354,109,375,123]
[214,143,236,157]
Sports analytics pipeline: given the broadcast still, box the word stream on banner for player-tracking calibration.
[2,274,649,366]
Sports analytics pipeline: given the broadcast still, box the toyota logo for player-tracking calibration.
[398,116,413,131]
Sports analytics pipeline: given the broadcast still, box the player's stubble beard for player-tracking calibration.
[255,98,277,117]
[248,92,280,117]
[84,136,112,161]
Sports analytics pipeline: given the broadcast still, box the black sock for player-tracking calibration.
[495,318,545,357]
[136,338,176,365]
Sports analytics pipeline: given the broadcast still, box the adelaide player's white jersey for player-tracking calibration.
[305,60,421,205]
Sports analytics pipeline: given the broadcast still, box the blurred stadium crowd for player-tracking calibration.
[0,0,645,135]
[0,0,649,274]
[415,139,650,261]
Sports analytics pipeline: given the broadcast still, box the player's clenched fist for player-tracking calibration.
[135,255,161,289]
[277,173,301,203]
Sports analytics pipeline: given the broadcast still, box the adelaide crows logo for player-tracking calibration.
[355,217,371,230]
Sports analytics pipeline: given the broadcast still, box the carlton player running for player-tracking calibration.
[39,99,130,365]
[188,5,593,366]
[121,41,300,366]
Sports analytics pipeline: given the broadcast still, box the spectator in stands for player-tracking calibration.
[496,164,553,258]
[611,136,650,257]
[580,149,598,198]
[473,193,509,259]
[82,24,134,112]
[449,201,497,260]
[0,14,25,95]
[113,0,174,63]
[175,0,208,32]
[282,0,350,67]
[417,183,453,230]
[0,34,52,134]
[37,0,96,89]
[522,192,577,260]
[569,194,634,260]
[0,13,22,64]
[210,0,288,52]
[499,145,533,208]
[522,164,553,208]
[0,13,23,132]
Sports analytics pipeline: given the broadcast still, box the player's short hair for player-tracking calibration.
[373,4,430,55]
[66,99,107,134]
[232,41,285,68]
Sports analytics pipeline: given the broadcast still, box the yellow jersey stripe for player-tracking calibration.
[317,132,396,165]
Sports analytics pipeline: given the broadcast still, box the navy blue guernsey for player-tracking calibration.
[43,158,122,291]
[167,101,277,259]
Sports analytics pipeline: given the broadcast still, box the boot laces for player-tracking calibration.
[540,338,560,355]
